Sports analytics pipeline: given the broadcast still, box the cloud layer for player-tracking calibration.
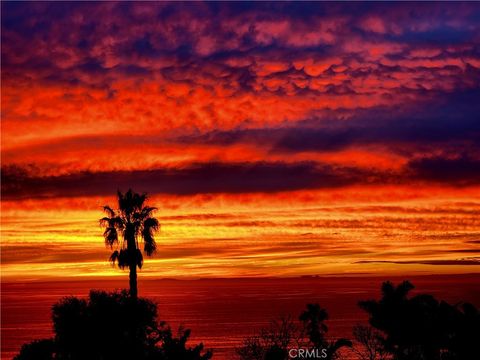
[2,2,480,199]
[1,2,480,278]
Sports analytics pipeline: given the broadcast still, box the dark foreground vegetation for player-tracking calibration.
[14,290,212,360]
[236,281,480,360]
[15,280,480,360]
[354,281,480,360]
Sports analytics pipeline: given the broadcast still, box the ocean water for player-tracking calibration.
[2,274,480,359]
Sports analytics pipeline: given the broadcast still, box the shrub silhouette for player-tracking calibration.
[236,305,351,360]
[236,316,299,360]
[14,290,212,360]
[359,281,480,360]
[352,325,391,360]
[14,339,55,360]
[157,324,212,360]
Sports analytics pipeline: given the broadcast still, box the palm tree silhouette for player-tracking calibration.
[100,189,160,299]
[299,304,352,359]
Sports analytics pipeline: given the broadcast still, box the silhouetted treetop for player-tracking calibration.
[15,290,212,360]
[359,280,480,360]
[100,189,160,298]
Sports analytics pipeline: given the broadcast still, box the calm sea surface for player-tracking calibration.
[2,275,480,359]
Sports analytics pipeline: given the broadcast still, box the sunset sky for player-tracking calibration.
[1,2,480,280]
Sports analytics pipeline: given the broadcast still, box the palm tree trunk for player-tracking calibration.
[126,224,138,299]
[129,263,138,299]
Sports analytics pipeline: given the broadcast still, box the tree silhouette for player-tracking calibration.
[14,290,212,360]
[237,304,351,360]
[14,339,55,360]
[236,315,300,360]
[352,325,390,360]
[299,304,352,360]
[52,290,158,360]
[157,324,213,360]
[299,304,328,348]
[359,281,480,360]
[100,189,160,298]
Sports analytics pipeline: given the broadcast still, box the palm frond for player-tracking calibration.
[99,216,124,229]
[144,237,157,256]
[142,206,157,215]
[144,217,160,231]
[99,217,110,227]
[117,190,123,208]
[103,205,116,217]
[111,216,124,229]
[133,192,147,211]
[142,217,159,256]
[117,249,129,269]
[133,206,157,221]
[103,227,118,247]
[132,220,141,231]
[118,190,132,217]
[136,249,144,269]
[109,250,119,265]
[110,248,144,270]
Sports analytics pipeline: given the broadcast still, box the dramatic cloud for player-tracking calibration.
[1,162,377,199]
[2,2,480,279]
[3,153,480,200]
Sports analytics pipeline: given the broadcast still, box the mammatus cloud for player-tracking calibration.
[2,2,480,148]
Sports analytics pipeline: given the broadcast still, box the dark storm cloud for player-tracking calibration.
[407,156,480,186]
[177,90,480,156]
[3,152,480,200]
[274,90,480,154]
[1,162,377,200]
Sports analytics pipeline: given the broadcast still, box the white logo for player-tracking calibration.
[288,348,328,358]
